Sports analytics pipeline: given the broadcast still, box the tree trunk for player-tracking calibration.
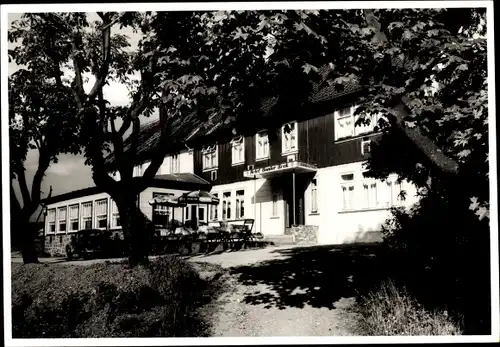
[115,193,154,267]
[12,216,40,264]
[19,223,40,264]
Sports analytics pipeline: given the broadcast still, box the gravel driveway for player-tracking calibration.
[188,244,381,336]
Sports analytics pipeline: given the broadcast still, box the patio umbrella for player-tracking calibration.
[177,190,220,229]
[177,190,220,205]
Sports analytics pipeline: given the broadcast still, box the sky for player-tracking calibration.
[8,12,158,210]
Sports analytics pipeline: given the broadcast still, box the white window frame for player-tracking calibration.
[389,175,405,207]
[282,121,298,154]
[236,190,245,219]
[134,165,143,177]
[231,136,245,166]
[362,178,379,209]
[361,138,371,155]
[340,173,356,211]
[95,199,108,230]
[152,193,173,227]
[58,206,67,233]
[310,178,319,214]
[111,200,121,228]
[171,154,180,174]
[210,193,219,221]
[335,106,355,140]
[222,192,232,220]
[69,204,79,232]
[256,131,270,161]
[81,201,93,230]
[203,144,218,171]
[47,208,56,234]
[335,105,379,141]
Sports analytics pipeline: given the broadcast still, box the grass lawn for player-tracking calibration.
[11,256,224,338]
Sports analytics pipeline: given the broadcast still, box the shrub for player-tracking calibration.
[378,191,491,334]
[356,280,462,336]
[11,256,216,338]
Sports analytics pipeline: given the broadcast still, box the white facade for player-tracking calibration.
[43,186,198,235]
[208,160,419,244]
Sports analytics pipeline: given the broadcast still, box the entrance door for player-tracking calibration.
[190,205,198,227]
[284,174,306,228]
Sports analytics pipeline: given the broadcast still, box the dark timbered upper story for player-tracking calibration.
[192,98,383,186]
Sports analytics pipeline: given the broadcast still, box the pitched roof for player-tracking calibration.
[43,173,210,205]
[106,73,362,167]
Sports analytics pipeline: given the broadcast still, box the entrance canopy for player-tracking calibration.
[243,160,317,179]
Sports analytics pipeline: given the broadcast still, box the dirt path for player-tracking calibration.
[189,245,367,337]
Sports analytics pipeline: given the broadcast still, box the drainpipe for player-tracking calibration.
[292,170,296,226]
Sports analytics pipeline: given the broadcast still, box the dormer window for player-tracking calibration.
[282,121,298,154]
[256,131,270,161]
[203,144,218,170]
[231,136,245,166]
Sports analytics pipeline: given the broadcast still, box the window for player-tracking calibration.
[111,200,121,228]
[95,199,108,229]
[81,202,92,229]
[282,122,298,153]
[58,207,67,233]
[222,192,231,220]
[171,154,180,174]
[354,109,378,136]
[361,138,371,155]
[363,180,378,209]
[256,131,270,160]
[198,206,206,222]
[391,178,405,206]
[236,190,245,219]
[311,179,318,213]
[231,136,245,165]
[341,173,355,210]
[134,165,143,177]
[152,193,173,227]
[272,193,278,217]
[335,105,378,140]
[210,193,219,221]
[47,208,56,233]
[69,205,79,231]
[203,145,218,170]
[336,106,355,140]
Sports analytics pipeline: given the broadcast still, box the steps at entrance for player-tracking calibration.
[264,234,296,246]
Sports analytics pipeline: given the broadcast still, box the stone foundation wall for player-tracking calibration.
[290,225,318,245]
[44,229,125,257]
[44,234,72,257]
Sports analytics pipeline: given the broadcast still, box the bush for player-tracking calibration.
[378,191,491,335]
[11,256,215,338]
[356,280,462,336]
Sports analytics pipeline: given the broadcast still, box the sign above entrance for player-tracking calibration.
[243,160,317,179]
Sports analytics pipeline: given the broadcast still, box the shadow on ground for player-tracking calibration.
[230,243,387,310]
